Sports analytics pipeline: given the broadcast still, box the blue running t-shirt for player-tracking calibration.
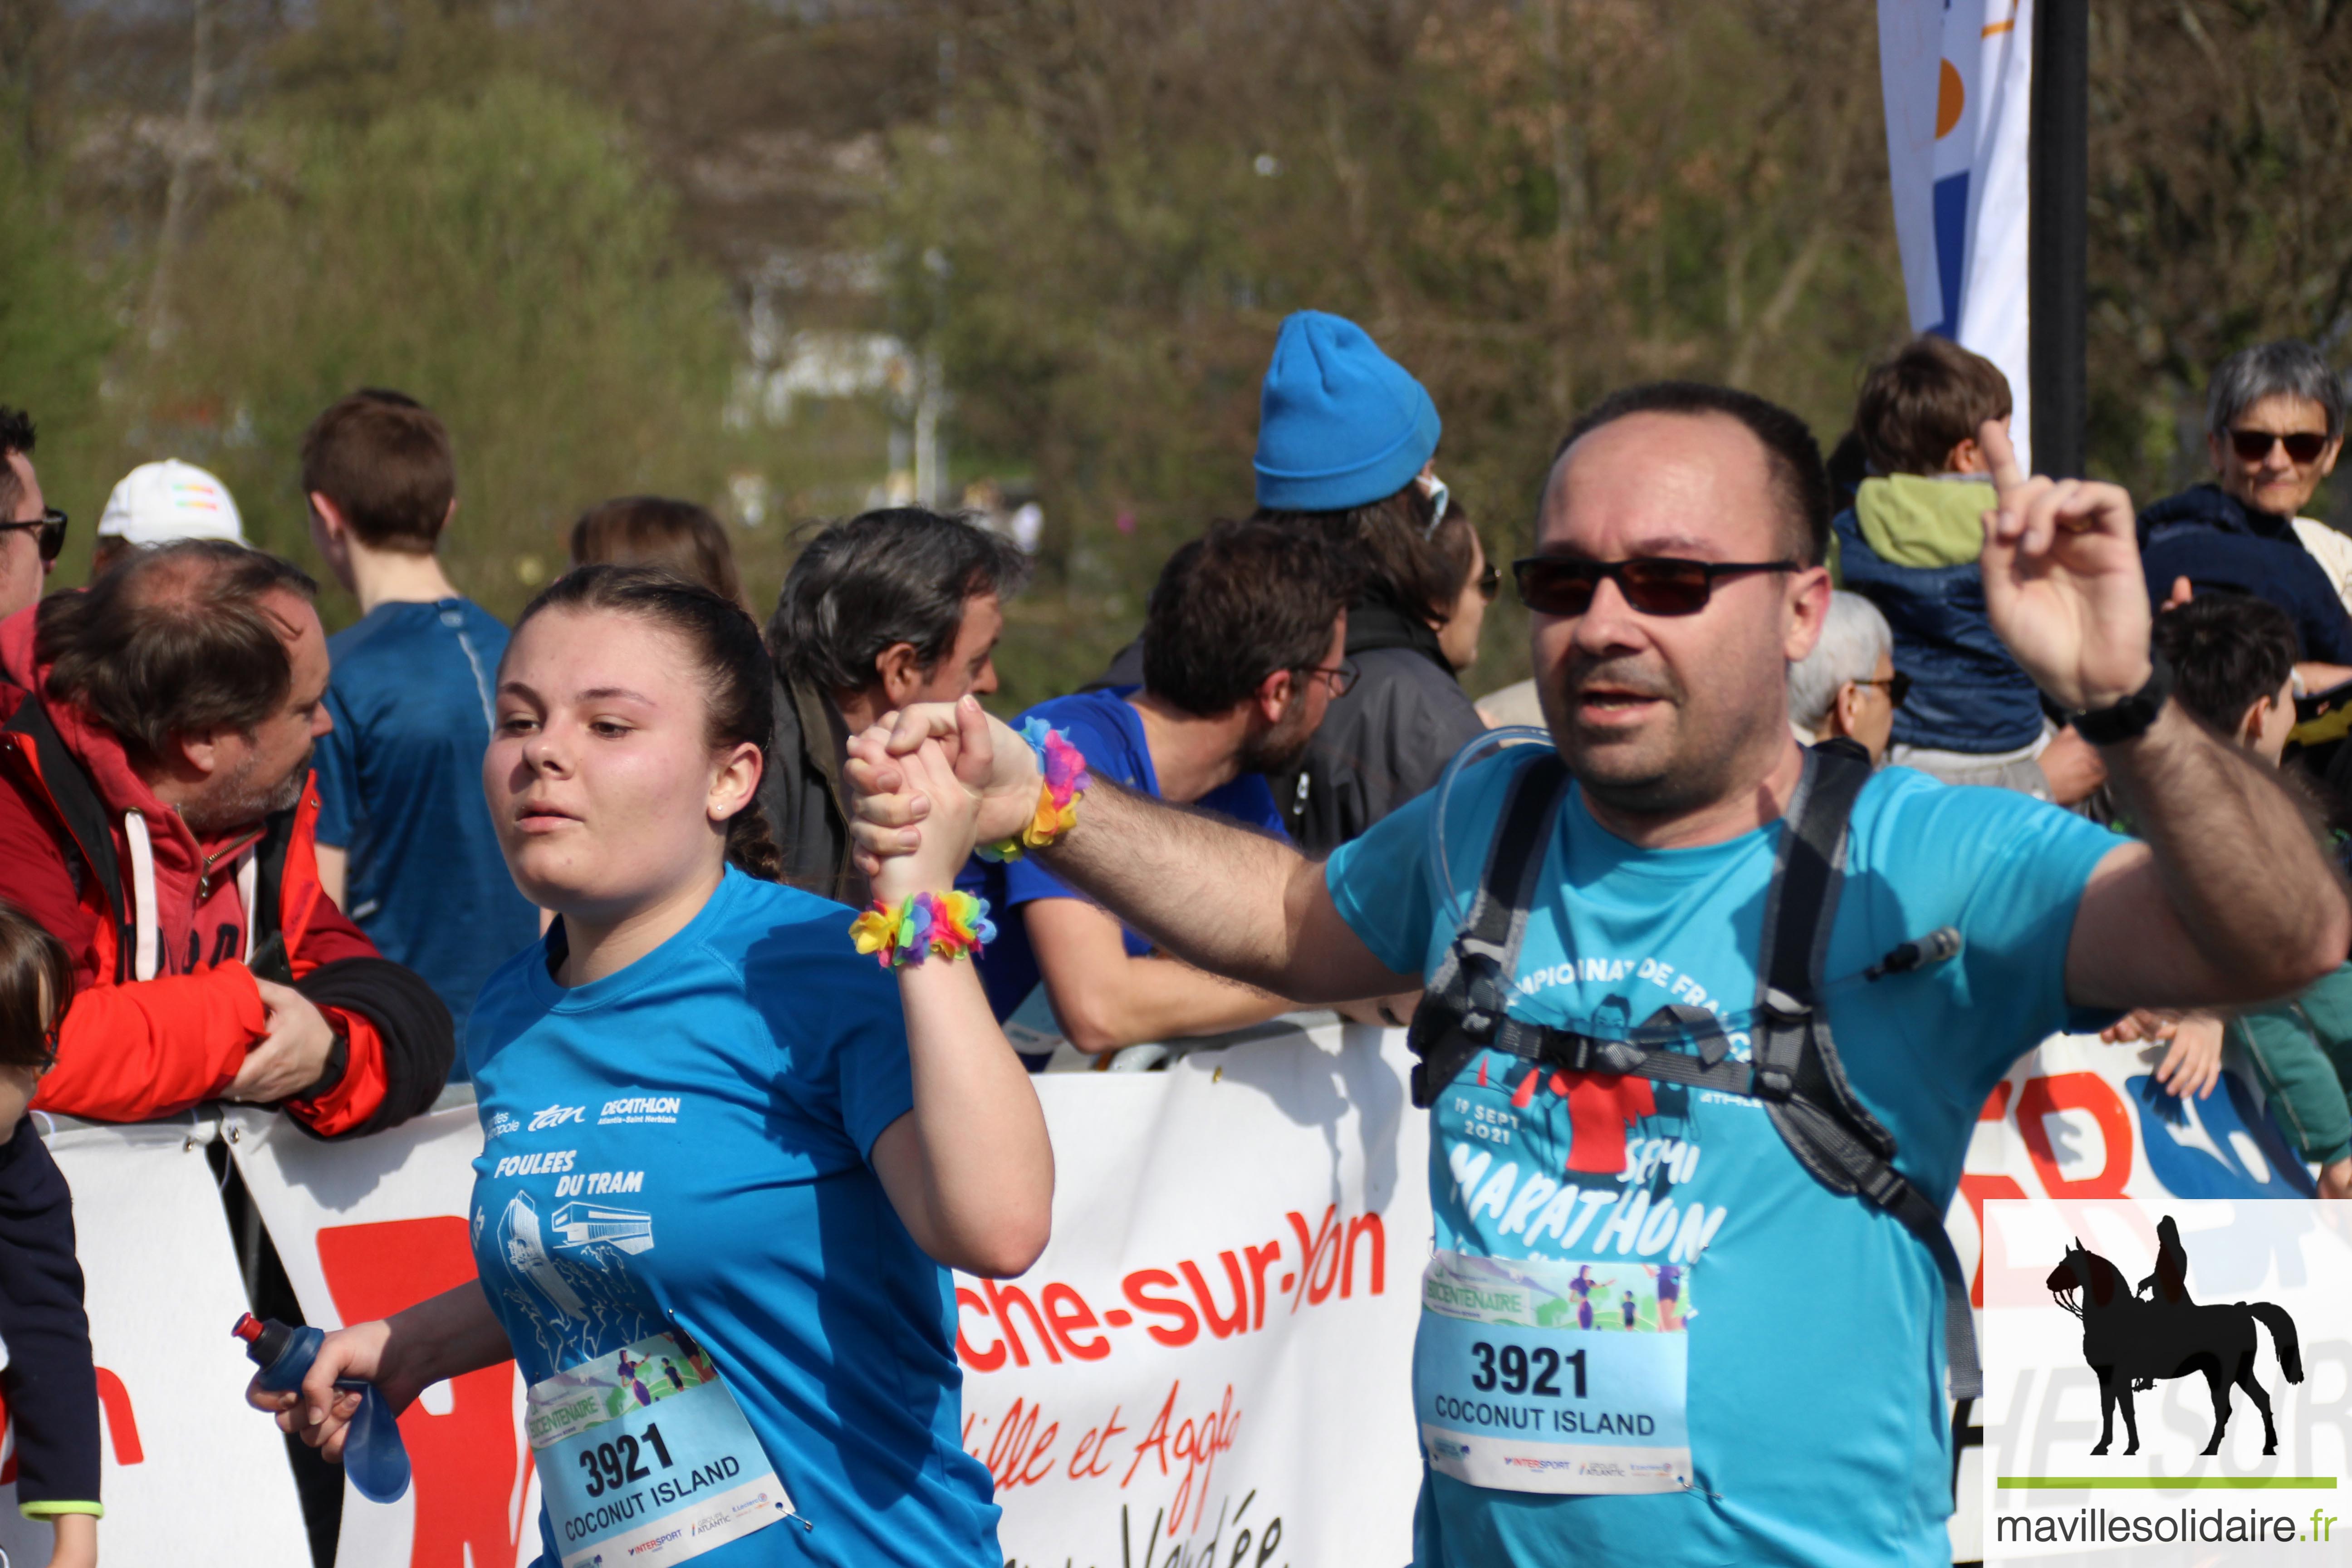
[1325,753,2122,1568]
[314,598,540,1064]
[960,687,1289,1024]
[465,868,1001,1568]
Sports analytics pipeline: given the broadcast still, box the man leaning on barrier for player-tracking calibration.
[843,382,2349,1567]
[0,539,453,1135]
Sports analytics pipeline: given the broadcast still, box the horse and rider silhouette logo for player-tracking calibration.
[2046,1216,2303,1457]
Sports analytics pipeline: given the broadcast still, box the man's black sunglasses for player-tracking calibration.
[1512,554,1798,617]
[0,507,68,563]
[2228,429,2330,464]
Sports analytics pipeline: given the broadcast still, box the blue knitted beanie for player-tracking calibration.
[1253,311,1441,512]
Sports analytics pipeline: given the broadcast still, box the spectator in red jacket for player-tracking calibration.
[0,539,452,1136]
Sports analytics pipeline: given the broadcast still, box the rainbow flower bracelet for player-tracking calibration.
[849,889,998,969]
[975,720,1092,862]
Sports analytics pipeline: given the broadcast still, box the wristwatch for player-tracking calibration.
[2071,652,2174,747]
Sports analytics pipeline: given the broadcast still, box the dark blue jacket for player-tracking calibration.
[1833,506,2046,753]
[0,1119,99,1513]
[2137,485,2352,664]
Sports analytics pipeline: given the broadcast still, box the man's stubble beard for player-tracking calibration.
[1237,702,1318,779]
[1539,654,1779,823]
[180,744,311,837]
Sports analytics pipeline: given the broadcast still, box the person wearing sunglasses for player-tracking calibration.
[0,898,101,1568]
[2138,339,2352,685]
[0,407,64,628]
[1785,590,1903,764]
[956,518,1355,1064]
[848,381,2350,1568]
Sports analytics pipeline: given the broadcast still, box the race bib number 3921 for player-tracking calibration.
[1413,1250,1694,1495]
[529,1329,793,1567]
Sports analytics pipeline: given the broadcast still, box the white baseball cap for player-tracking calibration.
[96,459,245,546]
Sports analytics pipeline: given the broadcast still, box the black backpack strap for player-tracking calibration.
[4,699,135,982]
[1752,746,1982,1402]
[1407,753,1569,1107]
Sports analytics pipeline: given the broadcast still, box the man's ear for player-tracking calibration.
[2237,696,2273,751]
[1782,566,1832,663]
[308,492,348,543]
[2320,436,2343,481]
[874,642,924,706]
[1833,681,1865,740]
[1254,667,1298,727]
[175,725,225,782]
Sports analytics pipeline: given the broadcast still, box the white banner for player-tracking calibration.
[0,1117,310,1568]
[225,1022,1430,1568]
[960,1020,1429,1567]
[1878,0,2036,465]
[225,1099,544,1568]
[5,1021,2319,1567]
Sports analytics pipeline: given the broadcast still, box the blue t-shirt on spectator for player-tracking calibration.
[466,868,1000,1568]
[1324,754,2120,1568]
[960,687,1289,1030]
[314,598,540,1069]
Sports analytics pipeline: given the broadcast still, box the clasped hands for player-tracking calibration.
[845,694,1045,892]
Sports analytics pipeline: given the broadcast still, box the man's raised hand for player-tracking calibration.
[843,696,1041,875]
[1977,419,2153,713]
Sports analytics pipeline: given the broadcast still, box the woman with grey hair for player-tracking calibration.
[2138,340,2352,674]
[2202,339,2352,608]
[1787,590,1904,764]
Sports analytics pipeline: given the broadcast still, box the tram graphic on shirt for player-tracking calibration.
[481,1189,664,1371]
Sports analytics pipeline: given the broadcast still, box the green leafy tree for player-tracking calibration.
[140,71,740,622]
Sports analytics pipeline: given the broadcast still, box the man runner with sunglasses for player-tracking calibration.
[852,380,2347,1567]
[0,407,66,628]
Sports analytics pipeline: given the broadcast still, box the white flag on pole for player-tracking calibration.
[1878,0,2035,468]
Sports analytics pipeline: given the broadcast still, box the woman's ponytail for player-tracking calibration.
[725,802,786,882]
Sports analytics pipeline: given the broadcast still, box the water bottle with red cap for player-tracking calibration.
[233,1312,412,1504]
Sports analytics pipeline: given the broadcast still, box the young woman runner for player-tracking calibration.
[246,566,1052,1567]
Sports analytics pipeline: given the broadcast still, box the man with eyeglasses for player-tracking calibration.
[955,517,1356,1065]
[0,407,66,625]
[1787,589,1904,764]
[2139,339,2352,681]
[851,380,2348,1565]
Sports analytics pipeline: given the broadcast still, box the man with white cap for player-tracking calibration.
[91,459,246,578]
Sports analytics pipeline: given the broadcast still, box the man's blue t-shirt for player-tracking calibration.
[466,868,1000,1568]
[1325,754,2121,1568]
[960,687,1289,1024]
[314,598,540,1065]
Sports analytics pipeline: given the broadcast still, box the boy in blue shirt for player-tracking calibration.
[304,391,539,1067]
[966,519,1353,1058]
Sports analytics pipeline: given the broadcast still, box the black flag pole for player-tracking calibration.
[2029,0,2088,479]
